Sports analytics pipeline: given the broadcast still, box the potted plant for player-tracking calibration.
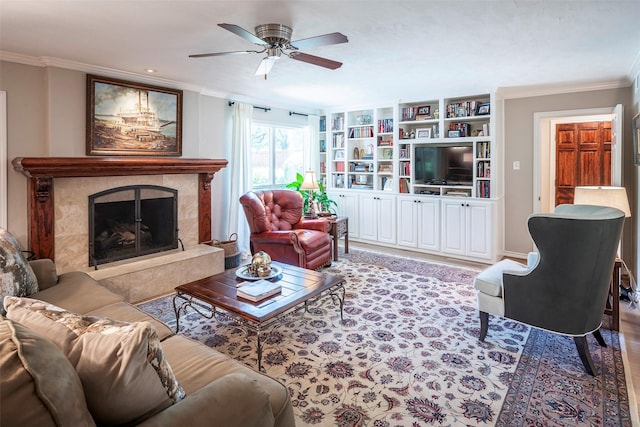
[286,172,337,215]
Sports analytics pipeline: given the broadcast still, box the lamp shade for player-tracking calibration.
[300,171,319,191]
[573,186,631,217]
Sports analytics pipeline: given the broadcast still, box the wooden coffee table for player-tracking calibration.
[172,261,345,370]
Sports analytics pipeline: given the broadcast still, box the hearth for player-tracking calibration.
[89,185,178,267]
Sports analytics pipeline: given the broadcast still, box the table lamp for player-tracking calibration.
[573,186,631,218]
[300,171,320,219]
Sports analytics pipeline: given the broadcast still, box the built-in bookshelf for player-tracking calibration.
[322,93,499,263]
[325,93,495,199]
[319,115,327,187]
[377,106,394,191]
[330,112,346,188]
[346,109,375,190]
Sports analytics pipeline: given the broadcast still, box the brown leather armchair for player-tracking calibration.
[239,189,332,270]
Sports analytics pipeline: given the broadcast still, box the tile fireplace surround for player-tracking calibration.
[12,157,228,302]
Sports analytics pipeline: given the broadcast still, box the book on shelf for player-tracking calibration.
[237,279,282,302]
[378,134,394,146]
[378,118,394,133]
[399,178,410,193]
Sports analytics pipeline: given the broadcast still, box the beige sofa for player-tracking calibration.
[1,258,295,427]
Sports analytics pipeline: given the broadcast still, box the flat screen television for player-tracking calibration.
[414,145,473,185]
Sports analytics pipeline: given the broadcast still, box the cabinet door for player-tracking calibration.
[466,202,492,259]
[397,197,417,247]
[358,195,378,241]
[342,193,359,238]
[329,191,360,238]
[377,195,396,244]
[441,201,466,256]
[417,198,439,251]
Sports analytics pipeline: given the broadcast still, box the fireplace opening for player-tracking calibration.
[89,185,178,267]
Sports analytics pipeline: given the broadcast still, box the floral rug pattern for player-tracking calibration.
[138,249,631,426]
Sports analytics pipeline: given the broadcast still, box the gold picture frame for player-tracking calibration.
[86,74,183,156]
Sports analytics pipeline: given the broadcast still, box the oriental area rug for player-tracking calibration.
[138,248,632,426]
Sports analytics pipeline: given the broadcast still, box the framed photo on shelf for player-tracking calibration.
[382,147,393,159]
[448,130,461,138]
[416,105,430,115]
[633,113,640,165]
[334,149,344,160]
[399,149,408,159]
[476,102,490,115]
[86,74,182,156]
[416,128,432,139]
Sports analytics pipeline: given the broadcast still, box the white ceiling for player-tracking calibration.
[2,1,640,111]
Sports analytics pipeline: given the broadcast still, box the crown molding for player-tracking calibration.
[0,51,312,110]
[0,51,46,67]
[0,50,206,93]
[497,78,632,100]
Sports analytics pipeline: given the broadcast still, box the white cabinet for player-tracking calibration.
[397,196,440,251]
[328,191,360,238]
[359,193,396,244]
[441,199,493,260]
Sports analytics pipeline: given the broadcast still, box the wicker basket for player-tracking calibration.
[212,233,240,269]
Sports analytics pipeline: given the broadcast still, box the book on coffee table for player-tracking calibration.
[237,279,282,302]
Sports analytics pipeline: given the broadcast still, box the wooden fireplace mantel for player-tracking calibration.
[12,157,228,260]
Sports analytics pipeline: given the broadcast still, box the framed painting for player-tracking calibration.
[86,74,182,156]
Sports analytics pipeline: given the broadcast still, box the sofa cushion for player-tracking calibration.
[4,297,186,425]
[32,271,124,314]
[0,316,95,427]
[0,228,38,310]
[161,334,295,427]
[28,258,59,290]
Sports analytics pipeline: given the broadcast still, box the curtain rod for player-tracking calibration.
[228,101,271,112]
[289,111,308,117]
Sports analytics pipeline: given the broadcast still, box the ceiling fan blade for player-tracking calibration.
[254,56,279,76]
[189,50,261,58]
[289,52,343,70]
[289,32,348,50]
[218,23,267,46]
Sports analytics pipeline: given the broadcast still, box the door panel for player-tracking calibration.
[555,121,611,206]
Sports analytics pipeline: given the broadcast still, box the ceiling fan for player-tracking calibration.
[190,23,348,78]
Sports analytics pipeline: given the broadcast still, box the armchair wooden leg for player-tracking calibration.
[479,311,489,341]
[593,329,607,348]
[573,336,597,376]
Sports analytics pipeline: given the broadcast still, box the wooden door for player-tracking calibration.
[555,121,611,206]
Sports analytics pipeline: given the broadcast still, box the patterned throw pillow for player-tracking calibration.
[0,316,96,427]
[0,229,38,308]
[4,297,185,425]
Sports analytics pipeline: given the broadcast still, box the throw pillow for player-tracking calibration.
[0,228,38,312]
[0,316,95,427]
[4,297,186,425]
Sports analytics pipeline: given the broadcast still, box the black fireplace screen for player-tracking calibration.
[89,185,178,267]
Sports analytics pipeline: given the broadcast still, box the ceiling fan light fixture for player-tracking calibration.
[191,23,348,77]
[266,47,281,59]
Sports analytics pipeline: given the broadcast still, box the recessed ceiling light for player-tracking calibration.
[145,68,157,73]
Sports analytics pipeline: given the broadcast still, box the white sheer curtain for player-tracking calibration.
[307,115,320,173]
[228,102,253,257]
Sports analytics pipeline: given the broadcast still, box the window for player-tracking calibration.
[251,122,306,188]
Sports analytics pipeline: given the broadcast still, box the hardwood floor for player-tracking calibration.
[620,301,640,420]
[347,242,640,420]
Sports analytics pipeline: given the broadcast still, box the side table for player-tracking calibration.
[327,216,348,261]
[604,258,622,331]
